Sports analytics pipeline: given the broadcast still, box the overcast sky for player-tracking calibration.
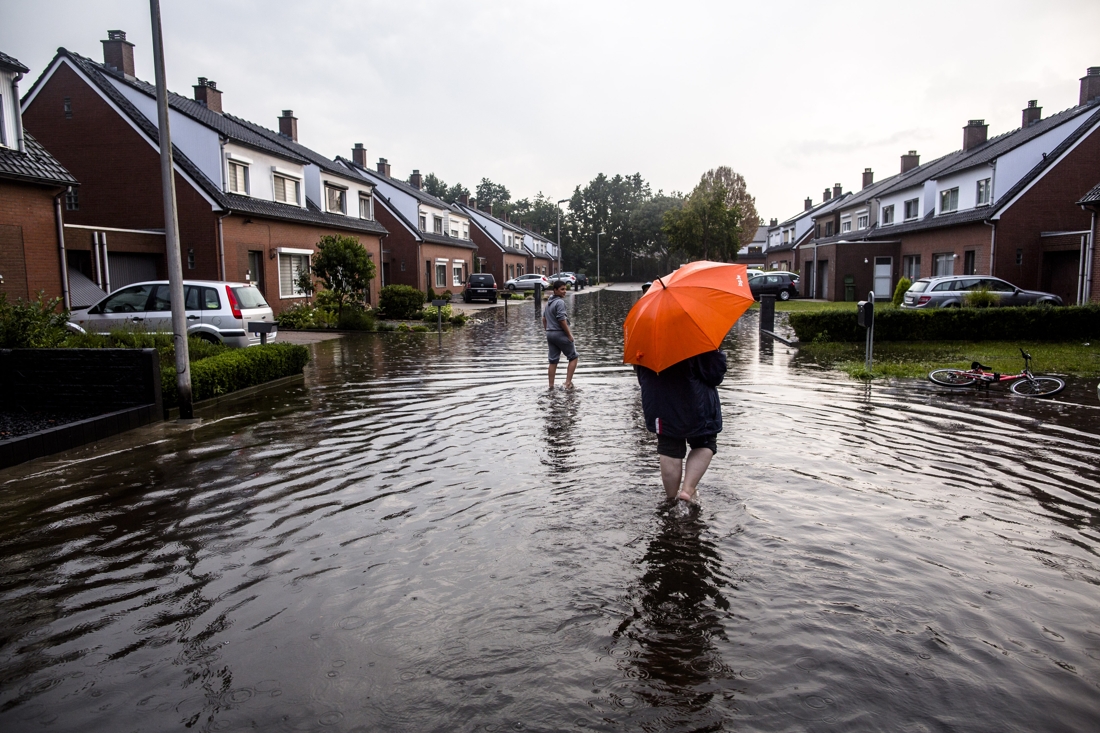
[5,0,1099,221]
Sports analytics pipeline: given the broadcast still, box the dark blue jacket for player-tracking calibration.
[634,350,726,438]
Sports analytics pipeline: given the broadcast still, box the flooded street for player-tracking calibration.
[2,289,1099,732]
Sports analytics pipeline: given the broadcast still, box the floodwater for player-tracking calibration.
[2,289,1099,732]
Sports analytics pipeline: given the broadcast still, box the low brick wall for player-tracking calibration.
[0,348,163,469]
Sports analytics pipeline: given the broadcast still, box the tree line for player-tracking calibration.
[417,166,760,281]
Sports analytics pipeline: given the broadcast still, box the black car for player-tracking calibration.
[749,272,799,301]
[463,273,498,303]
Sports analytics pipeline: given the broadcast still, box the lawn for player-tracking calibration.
[749,299,863,313]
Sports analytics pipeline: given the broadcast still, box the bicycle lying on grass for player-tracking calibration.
[928,349,1066,397]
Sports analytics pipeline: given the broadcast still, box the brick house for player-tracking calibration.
[20,32,388,313]
[460,198,528,282]
[1077,182,1100,302]
[339,156,477,294]
[0,51,80,307]
[516,224,556,276]
[455,202,532,283]
[763,189,849,279]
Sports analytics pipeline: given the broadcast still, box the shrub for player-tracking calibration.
[892,277,911,307]
[964,286,997,308]
[277,302,318,329]
[411,324,430,332]
[379,285,426,319]
[425,287,436,302]
[421,304,454,322]
[0,292,71,348]
[450,313,468,326]
[160,342,310,407]
[376,322,396,332]
[440,290,453,301]
[337,306,376,331]
[396,323,411,332]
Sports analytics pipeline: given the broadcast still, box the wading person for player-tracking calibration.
[543,280,578,389]
[634,349,726,503]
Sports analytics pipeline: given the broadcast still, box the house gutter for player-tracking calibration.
[53,189,71,309]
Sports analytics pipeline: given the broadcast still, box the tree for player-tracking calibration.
[628,194,684,276]
[421,174,470,204]
[562,173,652,277]
[662,180,742,261]
[476,178,511,213]
[696,166,759,248]
[308,235,377,319]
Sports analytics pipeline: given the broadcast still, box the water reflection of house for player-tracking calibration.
[340,157,477,294]
[20,31,388,312]
[792,67,1100,303]
[0,51,80,307]
[459,197,528,282]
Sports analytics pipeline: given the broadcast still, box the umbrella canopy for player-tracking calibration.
[623,261,754,373]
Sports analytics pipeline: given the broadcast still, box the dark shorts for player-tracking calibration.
[656,433,718,460]
[547,331,578,364]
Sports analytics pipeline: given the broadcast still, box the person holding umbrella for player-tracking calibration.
[623,261,753,503]
[544,279,578,389]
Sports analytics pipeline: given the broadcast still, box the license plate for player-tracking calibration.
[476,289,486,294]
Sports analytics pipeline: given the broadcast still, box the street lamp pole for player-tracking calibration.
[596,231,605,286]
[556,199,568,274]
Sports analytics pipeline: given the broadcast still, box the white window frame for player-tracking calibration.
[904,198,919,221]
[278,249,312,298]
[272,171,301,206]
[419,213,427,230]
[462,224,469,240]
[325,185,347,215]
[226,159,250,195]
[932,252,954,277]
[976,178,991,206]
[452,260,463,287]
[939,187,959,214]
[359,193,373,220]
[856,214,868,229]
[882,204,894,225]
[433,215,443,234]
[841,216,852,233]
[435,259,447,288]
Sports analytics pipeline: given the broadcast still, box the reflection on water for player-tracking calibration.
[1,288,1100,732]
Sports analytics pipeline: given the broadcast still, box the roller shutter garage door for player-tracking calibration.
[107,253,160,290]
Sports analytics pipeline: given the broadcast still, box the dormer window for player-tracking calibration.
[273,174,300,205]
[857,214,868,229]
[359,193,373,220]
[939,187,959,214]
[904,198,919,220]
[419,213,427,230]
[976,178,991,206]
[227,160,249,194]
[325,184,347,214]
[882,205,894,225]
[462,224,468,239]
[451,224,459,237]
[433,216,443,234]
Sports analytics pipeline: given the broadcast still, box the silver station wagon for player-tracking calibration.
[901,276,1063,309]
[69,280,276,347]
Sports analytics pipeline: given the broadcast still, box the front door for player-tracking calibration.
[816,260,829,300]
[873,257,892,299]
[248,251,264,294]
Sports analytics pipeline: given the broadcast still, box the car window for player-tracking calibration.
[981,278,1015,292]
[98,284,154,313]
[908,281,929,293]
[957,279,981,290]
[232,286,268,309]
[149,284,172,311]
[202,287,221,309]
[185,286,200,310]
[930,280,958,292]
[766,275,781,284]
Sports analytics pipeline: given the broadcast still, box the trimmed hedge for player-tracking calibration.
[789,304,1100,343]
[161,342,310,407]
[379,285,426,319]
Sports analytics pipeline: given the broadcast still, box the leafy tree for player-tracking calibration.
[308,235,377,319]
[443,182,470,204]
[562,173,651,278]
[422,172,448,199]
[511,192,564,239]
[476,178,511,213]
[628,194,684,276]
[662,179,742,261]
[697,166,759,248]
[0,292,70,348]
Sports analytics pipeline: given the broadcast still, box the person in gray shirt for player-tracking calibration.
[543,280,578,389]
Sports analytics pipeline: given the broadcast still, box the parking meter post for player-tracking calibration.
[759,294,776,334]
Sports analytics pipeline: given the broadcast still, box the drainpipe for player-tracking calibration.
[53,190,71,309]
[92,232,102,288]
[12,71,26,153]
[217,211,229,280]
[101,232,111,293]
[1078,234,1088,305]
[1085,211,1096,303]
[985,220,997,276]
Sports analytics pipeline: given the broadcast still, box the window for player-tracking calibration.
[976,178,991,206]
[325,186,346,214]
[435,261,447,288]
[187,248,195,269]
[462,225,468,239]
[932,253,954,277]
[1016,248,1023,265]
[359,193,373,219]
[0,97,5,147]
[400,259,406,272]
[452,261,463,287]
[274,175,299,205]
[963,250,976,275]
[64,188,79,211]
[451,225,459,237]
[939,187,959,213]
[227,161,249,194]
[825,221,834,237]
[433,216,443,234]
[904,198,919,220]
[857,214,869,229]
[94,284,154,314]
[419,213,427,230]
[814,223,820,238]
[279,253,310,297]
[881,205,894,225]
[903,254,921,280]
[63,97,72,119]
[841,218,852,233]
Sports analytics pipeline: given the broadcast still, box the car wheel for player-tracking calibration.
[491,297,497,304]
[506,284,515,291]
[197,333,220,345]
[778,290,791,301]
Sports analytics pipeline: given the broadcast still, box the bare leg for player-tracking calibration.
[678,447,714,502]
[547,362,558,389]
[660,455,683,500]
[564,357,578,388]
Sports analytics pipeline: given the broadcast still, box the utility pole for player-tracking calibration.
[556,198,568,274]
[149,0,192,418]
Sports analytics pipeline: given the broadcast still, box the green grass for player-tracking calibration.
[750,299,868,313]
[796,340,1100,380]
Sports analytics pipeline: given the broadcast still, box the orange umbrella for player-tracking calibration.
[623,261,754,373]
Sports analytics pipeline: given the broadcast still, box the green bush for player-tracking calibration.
[160,342,310,407]
[337,306,376,331]
[0,292,71,348]
[892,277,911,307]
[276,302,318,329]
[450,313,468,326]
[411,325,430,332]
[964,286,997,308]
[789,304,1100,343]
[380,285,426,319]
[377,322,396,332]
[64,330,227,363]
[396,323,411,332]
[421,304,454,322]
[425,287,436,303]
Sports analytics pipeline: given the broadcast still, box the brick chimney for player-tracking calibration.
[833,183,843,200]
[469,197,477,209]
[769,218,777,226]
[409,169,422,189]
[278,110,297,142]
[101,30,135,77]
[862,168,874,189]
[377,158,391,177]
[193,78,222,113]
[823,188,831,201]
[352,143,367,168]
[901,150,920,173]
[1080,67,1100,106]
[963,119,988,151]
[804,197,813,211]
[459,193,470,206]
[1021,100,1042,129]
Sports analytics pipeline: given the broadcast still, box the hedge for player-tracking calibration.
[379,285,426,319]
[161,342,310,407]
[788,304,1100,343]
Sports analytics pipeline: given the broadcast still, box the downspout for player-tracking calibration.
[986,160,998,276]
[92,232,102,288]
[985,220,996,276]
[1078,233,1087,305]
[53,190,71,309]
[217,211,229,280]
[12,71,26,153]
[1085,210,1096,304]
[101,232,111,293]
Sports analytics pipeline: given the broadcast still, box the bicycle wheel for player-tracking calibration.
[1010,376,1066,397]
[929,369,979,388]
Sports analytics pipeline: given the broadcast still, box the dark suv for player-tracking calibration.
[463,273,498,303]
[749,272,800,301]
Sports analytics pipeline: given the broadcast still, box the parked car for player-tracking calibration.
[746,268,766,279]
[68,280,276,347]
[504,273,551,291]
[463,273,498,303]
[548,273,576,288]
[562,272,588,289]
[749,272,800,301]
[900,276,1063,309]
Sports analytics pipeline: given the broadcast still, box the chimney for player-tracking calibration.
[963,119,988,151]
[862,168,874,189]
[1080,67,1100,106]
[377,158,391,177]
[823,188,831,201]
[833,183,843,200]
[352,143,367,168]
[901,150,920,173]
[278,110,298,141]
[804,197,813,211]
[769,218,777,226]
[192,77,222,113]
[101,30,135,77]
[409,169,422,189]
[1021,100,1042,129]
[469,197,477,210]
[459,193,469,206]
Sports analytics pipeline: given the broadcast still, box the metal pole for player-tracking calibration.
[597,232,603,286]
[557,199,568,276]
[865,290,875,372]
[150,0,193,419]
